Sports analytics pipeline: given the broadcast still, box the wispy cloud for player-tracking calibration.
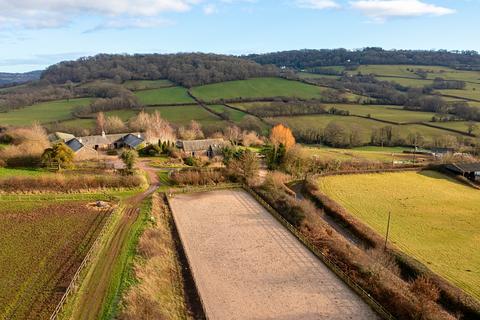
[203,3,219,14]
[350,0,455,22]
[296,0,340,9]
[0,0,201,29]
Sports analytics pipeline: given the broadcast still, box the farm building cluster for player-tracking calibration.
[48,131,229,159]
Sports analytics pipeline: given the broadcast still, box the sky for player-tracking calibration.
[0,0,478,72]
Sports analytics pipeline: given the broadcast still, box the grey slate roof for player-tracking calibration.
[178,139,228,152]
[118,134,144,148]
[445,163,480,173]
[65,138,84,152]
[78,132,142,147]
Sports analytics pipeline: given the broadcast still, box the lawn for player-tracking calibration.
[0,198,112,319]
[318,171,480,300]
[0,98,92,126]
[190,77,337,102]
[0,167,52,178]
[135,87,195,105]
[209,104,247,122]
[123,79,173,91]
[326,104,436,123]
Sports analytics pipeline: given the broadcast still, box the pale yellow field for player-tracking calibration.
[318,171,480,300]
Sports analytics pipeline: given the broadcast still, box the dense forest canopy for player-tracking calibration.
[41,53,279,87]
[247,48,480,70]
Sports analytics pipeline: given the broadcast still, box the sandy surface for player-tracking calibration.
[170,189,379,320]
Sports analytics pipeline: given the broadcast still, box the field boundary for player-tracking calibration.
[242,186,394,320]
[49,206,123,320]
[304,182,480,319]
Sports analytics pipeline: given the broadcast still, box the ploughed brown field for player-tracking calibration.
[0,200,111,320]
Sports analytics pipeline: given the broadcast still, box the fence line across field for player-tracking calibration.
[49,206,122,320]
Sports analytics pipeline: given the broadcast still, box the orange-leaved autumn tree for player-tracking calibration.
[270,124,295,150]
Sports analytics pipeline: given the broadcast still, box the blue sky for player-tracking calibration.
[0,0,478,72]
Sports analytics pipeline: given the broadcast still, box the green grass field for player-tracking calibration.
[146,105,224,127]
[0,167,52,178]
[135,87,195,105]
[376,76,433,88]
[437,82,480,101]
[123,80,173,91]
[296,72,341,80]
[209,104,247,122]
[0,198,111,319]
[267,114,461,144]
[430,121,480,135]
[0,98,92,126]
[190,77,338,102]
[304,145,417,162]
[327,104,436,123]
[318,171,480,300]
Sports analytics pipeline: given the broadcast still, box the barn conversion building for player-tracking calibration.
[176,139,229,158]
[445,163,480,182]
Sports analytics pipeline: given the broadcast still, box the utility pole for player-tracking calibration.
[384,211,391,250]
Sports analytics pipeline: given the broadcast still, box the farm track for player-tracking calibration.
[70,163,159,320]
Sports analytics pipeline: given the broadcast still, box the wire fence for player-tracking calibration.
[49,206,123,320]
[242,186,395,320]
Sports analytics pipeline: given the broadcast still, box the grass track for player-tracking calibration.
[318,171,480,300]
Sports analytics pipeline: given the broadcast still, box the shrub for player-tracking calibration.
[170,169,226,186]
[0,174,145,193]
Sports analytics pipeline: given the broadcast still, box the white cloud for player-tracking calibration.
[0,0,201,29]
[296,0,340,9]
[350,0,455,22]
[203,3,218,14]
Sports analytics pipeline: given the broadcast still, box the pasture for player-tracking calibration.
[267,114,461,144]
[325,104,436,123]
[0,197,111,320]
[209,104,247,122]
[146,105,225,127]
[123,79,173,91]
[436,82,480,101]
[431,121,480,135]
[318,171,480,300]
[303,145,418,163]
[0,98,92,126]
[135,86,195,105]
[190,77,339,102]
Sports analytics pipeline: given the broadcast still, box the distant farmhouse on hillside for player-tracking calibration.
[176,139,229,158]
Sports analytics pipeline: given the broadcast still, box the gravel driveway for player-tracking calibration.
[169,189,379,320]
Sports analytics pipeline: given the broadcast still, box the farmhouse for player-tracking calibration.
[77,132,144,150]
[445,163,480,182]
[65,138,98,159]
[176,138,229,158]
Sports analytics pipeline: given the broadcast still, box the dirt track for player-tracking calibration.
[170,189,379,320]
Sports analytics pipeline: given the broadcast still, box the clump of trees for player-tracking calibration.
[262,124,296,169]
[41,142,75,170]
[120,149,138,174]
[42,53,279,88]
[0,123,50,167]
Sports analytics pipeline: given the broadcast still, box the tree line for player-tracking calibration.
[41,53,279,88]
[248,48,480,70]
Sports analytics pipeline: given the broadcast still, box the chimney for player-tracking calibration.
[78,138,83,143]
[102,130,106,138]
